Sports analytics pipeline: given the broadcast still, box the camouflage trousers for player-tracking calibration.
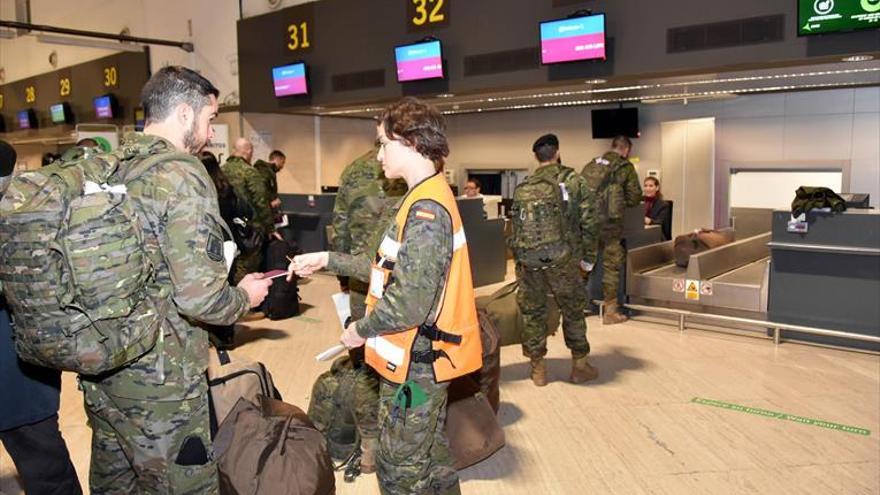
[231,246,263,285]
[82,382,217,495]
[376,337,459,495]
[598,236,626,302]
[517,261,590,359]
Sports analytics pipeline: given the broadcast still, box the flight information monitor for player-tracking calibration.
[17,109,36,130]
[94,95,114,119]
[798,0,880,35]
[272,62,309,97]
[50,103,72,124]
[540,13,607,64]
[395,40,444,82]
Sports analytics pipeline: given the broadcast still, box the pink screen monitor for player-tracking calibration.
[395,40,444,82]
[273,63,308,97]
[540,14,606,64]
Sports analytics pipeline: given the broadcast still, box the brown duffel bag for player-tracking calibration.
[474,308,501,412]
[207,348,281,428]
[673,229,733,267]
[214,395,335,495]
[446,376,505,470]
[476,281,559,347]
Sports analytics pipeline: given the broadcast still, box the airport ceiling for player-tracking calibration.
[310,57,880,118]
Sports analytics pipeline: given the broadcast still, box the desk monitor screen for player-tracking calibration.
[540,13,607,64]
[94,95,115,119]
[17,109,37,130]
[395,40,444,82]
[50,103,73,124]
[273,62,308,97]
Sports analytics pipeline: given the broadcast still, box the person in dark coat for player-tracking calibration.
[0,139,82,495]
[200,150,253,347]
[643,176,671,240]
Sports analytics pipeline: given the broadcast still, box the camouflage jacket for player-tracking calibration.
[581,151,642,239]
[328,183,453,339]
[89,133,250,400]
[223,156,275,234]
[253,159,279,201]
[332,147,406,257]
[529,162,599,265]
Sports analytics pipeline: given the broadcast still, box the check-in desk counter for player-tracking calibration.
[458,198,506,287]
[587,206,666,305]
[279,193,337,253]
[768,210,880,351]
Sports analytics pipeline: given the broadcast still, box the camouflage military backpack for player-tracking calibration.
[791,186,847,217]
[582,152,625,222]
[509,172,572,269]
[0,148,187,375]
[308,355,380,462]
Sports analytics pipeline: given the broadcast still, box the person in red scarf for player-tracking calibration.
[643,176,671,240]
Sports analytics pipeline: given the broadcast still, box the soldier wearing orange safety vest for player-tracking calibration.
[289,98,477,495]
[361,172,482,384]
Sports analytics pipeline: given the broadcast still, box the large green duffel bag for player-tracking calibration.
[475,281,560,347]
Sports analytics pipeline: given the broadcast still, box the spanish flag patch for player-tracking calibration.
[414,209,436,221]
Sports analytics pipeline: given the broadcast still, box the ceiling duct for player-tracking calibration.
[668,14,784,53]
[463,47,540,77]
[331,69,385,92]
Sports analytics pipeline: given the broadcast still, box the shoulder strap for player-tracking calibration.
[118,152,199,184]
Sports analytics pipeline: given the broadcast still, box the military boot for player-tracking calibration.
[603,300,629,325]
[570,354,599,384]
[530,357,547,387]
[359,437,377,474]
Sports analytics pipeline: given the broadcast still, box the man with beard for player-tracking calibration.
[79,66,272,494]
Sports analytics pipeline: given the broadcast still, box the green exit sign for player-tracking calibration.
[798,0,880,35]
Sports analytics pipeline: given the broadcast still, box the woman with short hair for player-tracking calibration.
[290,97,481,495]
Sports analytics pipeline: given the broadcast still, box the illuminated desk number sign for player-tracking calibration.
[408,0,449,31]
[287,20,312,51]
[103,66,118,88]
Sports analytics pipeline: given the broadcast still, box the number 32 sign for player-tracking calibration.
[407,0,449,31]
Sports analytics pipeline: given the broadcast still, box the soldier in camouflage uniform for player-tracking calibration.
[223,138,278,283]
[81,67,272,495]
[514,134,599,386]
[581,135,642,324]
[329,144,406,475]
[253,149,285,212]
[332,145,407,320]
[291,99,469,495]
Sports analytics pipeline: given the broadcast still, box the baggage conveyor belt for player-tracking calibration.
[626,231,771,318]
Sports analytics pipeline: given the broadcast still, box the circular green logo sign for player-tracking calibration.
[862,0,880,12]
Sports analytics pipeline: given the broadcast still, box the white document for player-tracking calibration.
[330,292,351,329]
[222,241,237,275]
[315,344,347,362]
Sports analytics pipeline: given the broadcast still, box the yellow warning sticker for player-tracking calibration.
[686,279,700,301]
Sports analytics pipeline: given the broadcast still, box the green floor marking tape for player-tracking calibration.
[692,397,871,436]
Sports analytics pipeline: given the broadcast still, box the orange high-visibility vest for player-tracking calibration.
[363,173,482,384]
